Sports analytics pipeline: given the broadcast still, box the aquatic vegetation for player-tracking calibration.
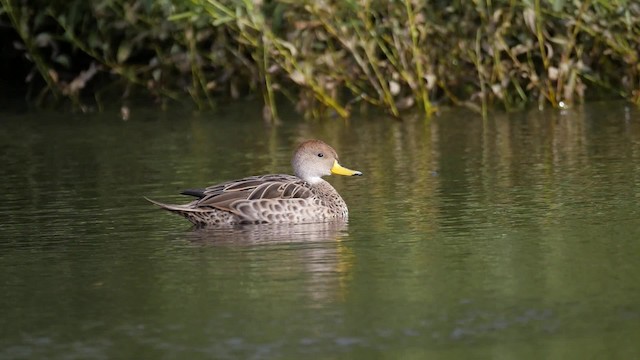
[1,0,638,118]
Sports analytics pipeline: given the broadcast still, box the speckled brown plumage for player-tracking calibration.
[147,140,362,227]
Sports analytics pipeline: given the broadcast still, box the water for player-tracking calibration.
[1,102,639,359]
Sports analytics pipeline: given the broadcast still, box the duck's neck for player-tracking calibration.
[309,178,334,191]
[305,176,324,185]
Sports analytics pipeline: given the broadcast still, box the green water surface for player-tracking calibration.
[0,102,639,359]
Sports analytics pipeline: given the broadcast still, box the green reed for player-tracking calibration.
[1,0,638,118]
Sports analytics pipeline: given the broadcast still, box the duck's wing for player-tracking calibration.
[191,174,314,213]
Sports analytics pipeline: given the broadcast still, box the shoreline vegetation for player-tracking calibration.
[0,0,639,120]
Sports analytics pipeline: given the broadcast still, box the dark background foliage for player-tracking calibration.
[1,0,638,118]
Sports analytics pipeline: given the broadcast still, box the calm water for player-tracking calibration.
[1,102,639,359]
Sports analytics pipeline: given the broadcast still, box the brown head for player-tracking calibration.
[291,140,362,184]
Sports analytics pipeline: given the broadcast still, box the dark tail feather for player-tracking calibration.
[180,189,206,198]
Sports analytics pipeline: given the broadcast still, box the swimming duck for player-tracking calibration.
[147,139,362,227]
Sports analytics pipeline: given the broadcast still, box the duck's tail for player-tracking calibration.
[145,197,193,212]
[144,196,202,218]
[145,197,228,227]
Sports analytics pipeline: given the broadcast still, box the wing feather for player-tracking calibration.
[188,174,313,218]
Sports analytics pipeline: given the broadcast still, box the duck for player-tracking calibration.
[146,139,362,227]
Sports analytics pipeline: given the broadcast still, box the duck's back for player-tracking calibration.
[181,174,337,225]
[186,174,310,204]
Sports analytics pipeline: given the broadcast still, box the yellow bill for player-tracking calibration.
[331,160,363,176]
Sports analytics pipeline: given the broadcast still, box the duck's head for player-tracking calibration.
[292,140,362,184]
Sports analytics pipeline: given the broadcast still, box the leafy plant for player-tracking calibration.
[1,0,638,118]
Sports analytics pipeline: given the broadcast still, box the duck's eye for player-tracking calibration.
[317,153,324,157]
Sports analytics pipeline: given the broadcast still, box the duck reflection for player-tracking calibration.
[184,221,349,245]
[183,221,354,306]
